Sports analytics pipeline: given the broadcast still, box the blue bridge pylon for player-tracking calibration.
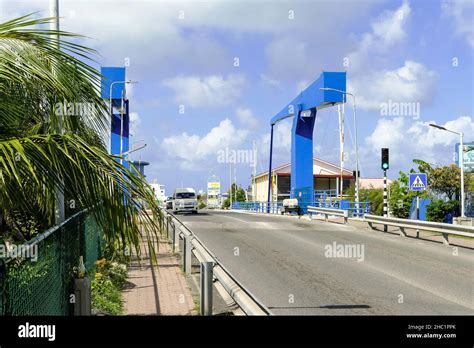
[267,71,347,210]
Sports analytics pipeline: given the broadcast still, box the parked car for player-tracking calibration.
[172,188,198,214]
[165,196,173,210]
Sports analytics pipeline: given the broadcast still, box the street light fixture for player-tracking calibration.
[109,80,138,165]
[429,123,465,217]
[121,143,147,157]
[320,87,360,213]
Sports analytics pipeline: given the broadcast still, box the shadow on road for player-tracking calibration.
[269,304,371,310]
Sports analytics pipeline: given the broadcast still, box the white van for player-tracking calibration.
[172,188,198,214]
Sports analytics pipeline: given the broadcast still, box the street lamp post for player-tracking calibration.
[109,80,137,164]
[49,0,59,46]
[320,87,360,214]
[429,123,465,217]
[50,0,64,225]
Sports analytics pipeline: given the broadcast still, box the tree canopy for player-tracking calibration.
[0,15,160,258]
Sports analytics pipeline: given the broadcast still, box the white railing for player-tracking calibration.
[364,214,474,245]
[308,206,349,224]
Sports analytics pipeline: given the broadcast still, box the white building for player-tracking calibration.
[359,178,393,189]
[150,181,166,206]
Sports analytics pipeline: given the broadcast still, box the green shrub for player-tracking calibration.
[389,181,413,218]
[346,184,383,215]
[91,258,127,315]
[426,200,458,222]
[91,277,123,315]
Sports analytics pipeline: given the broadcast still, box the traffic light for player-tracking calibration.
[381,148,389,170]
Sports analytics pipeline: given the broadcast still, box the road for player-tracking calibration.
[177,210,474,315]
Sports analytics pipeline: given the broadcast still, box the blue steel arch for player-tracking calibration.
[267,71,346,210]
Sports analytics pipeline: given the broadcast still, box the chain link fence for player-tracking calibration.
[0,210,103,315]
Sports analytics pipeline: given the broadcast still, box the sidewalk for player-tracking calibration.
[122,236,196,315]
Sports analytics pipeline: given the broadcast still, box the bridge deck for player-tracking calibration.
[178,210,473,315]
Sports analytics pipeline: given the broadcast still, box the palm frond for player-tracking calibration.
[0,14,161,257]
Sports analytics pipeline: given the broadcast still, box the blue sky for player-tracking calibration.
[2,0,473,194]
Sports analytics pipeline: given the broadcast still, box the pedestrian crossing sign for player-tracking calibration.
[409,173,427,191]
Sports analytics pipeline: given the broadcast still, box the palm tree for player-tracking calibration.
[0,14,160,259]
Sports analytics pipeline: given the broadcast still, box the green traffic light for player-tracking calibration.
[382,163,389,169]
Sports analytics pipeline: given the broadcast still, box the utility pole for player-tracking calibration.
[229,162,232,208]
[429,124,465,217]
[319,88,360,214]
[381,148,389,232]
[338,103,345,200]
[234,160,237,203]
[460,132,465,217]
[352,96,360,216]
[120,89,125,166]
[50,0,64,225]
[383,169,388,227]
[49,0,59,39]
[266,125,274,213]
[253,140,257,202]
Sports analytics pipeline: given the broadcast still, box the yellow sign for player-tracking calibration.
[208,181,220,189]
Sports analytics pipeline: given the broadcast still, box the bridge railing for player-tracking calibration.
[231,201,282,214]
[231,200,370,217]
[160,208,272,316]
[308,206,349,224]
[343,201,371,218]
[364,214,474,246]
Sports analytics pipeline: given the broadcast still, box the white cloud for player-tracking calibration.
[349,60,438,111]
[260,118,293,160]
[270,119,292,149]
[442,0,474,48]
[364,116,474,170]
[161,119,248,170]
[296,79,311,93]
[254,2,380,82]
[265,37,317,81]
[344,2,438,112]
[409,116,474,148]
[347,1,411,71]
[2,1,377,82]
[2,1,235,77]
[129,112,141,137]
[260,74,281,89]
[163,74,246,108]
[371,0,411,45]
[236,107,259,128]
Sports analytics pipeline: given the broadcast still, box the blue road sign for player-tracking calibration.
[409,173,427,191]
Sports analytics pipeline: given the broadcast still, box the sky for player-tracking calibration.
[1,0,473,195]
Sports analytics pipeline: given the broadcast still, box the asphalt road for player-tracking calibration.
[177,210,474,315]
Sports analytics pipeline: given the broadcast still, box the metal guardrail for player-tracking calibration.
[308,206,349,224]
[342,201,371,218]
[231,201,282,214]
[160,209,272,316]
[232,200,370,218]
[364,214,474,245]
